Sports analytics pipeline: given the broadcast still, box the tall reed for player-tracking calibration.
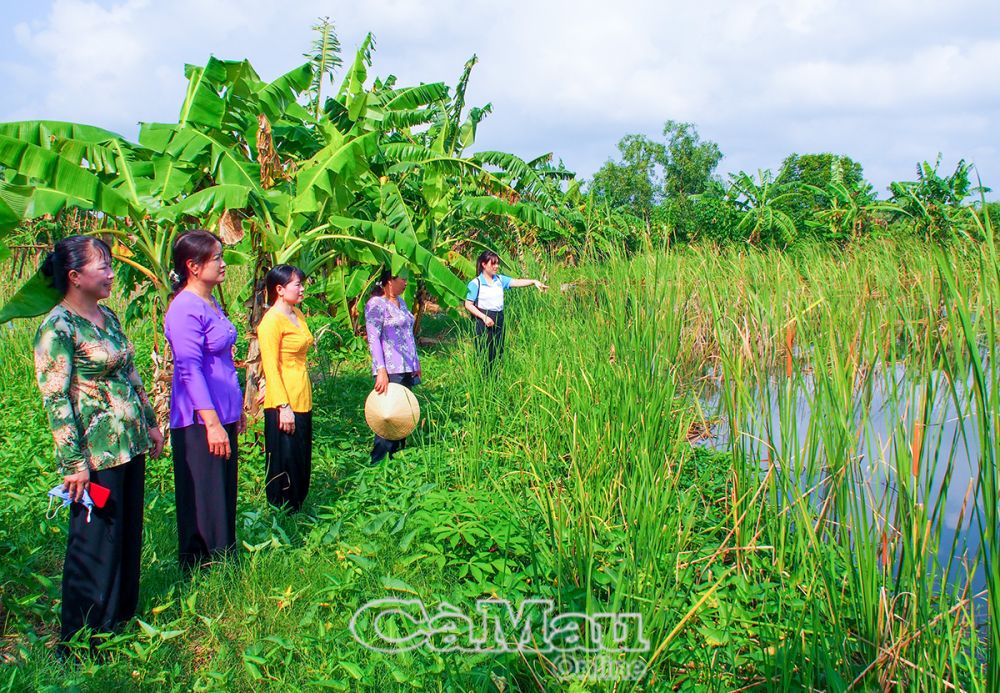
[447,236,994,688]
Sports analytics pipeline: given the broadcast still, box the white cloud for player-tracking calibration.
[13,0,156,123]
[1,0,997,193]
[764,41,1000,114]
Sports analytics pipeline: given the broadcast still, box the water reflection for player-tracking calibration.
[700,361,993,594]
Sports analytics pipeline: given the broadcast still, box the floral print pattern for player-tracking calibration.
[364,296,420,375]
[34,304,156,475]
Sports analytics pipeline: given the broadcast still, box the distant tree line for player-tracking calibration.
[584,121,995,248]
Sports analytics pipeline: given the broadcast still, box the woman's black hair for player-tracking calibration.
[40,235,112,296]
[371,267,394,297]
[171,229,222,295]
[265,264,307,305]
[475,250,501,276]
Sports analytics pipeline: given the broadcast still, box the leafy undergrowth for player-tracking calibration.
[0,313,737,691]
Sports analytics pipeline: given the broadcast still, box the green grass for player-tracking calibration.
[1,232,998,690]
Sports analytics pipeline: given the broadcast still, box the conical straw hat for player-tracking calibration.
[365,383,420,441]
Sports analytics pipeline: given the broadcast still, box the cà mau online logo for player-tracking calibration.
[349,598,650,654]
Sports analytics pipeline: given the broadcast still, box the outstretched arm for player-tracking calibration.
[508,278,548,290]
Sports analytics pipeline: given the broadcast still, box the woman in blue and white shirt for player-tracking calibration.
[463,251,547,366]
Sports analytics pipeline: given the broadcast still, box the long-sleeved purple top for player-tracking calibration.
[365,296,420,376]
[164,290,243,429]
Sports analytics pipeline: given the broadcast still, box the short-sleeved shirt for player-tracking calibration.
[466,273,512,311]
[257,306,314,413]
[164,290,242,429]
[34,304,156,474]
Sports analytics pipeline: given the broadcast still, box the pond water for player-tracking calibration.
[700,361,995,595]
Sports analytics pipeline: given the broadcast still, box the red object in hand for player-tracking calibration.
[88,482,111,508]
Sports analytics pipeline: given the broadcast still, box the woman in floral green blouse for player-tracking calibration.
[34,235,164,651]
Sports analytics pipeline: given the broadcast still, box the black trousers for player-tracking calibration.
[61,455,145,644]
[263,409,312,511]
[371,372,417,464]
[474,309,505,366]
[171,423,239,569]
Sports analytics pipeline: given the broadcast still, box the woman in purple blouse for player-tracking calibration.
[365,268,421,464]
[164,229,246,569]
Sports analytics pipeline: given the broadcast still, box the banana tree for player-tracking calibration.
[0,57,319,416]
[267,39,564,330]
[0,25,565,416]
[803,180,900,243]
[888,157,980,241]
[727,169,799,246]
[367,55,575,327]
[0,122,151,310]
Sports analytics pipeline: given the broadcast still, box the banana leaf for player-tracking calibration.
[0,267,61,324]
[0,135,137,219]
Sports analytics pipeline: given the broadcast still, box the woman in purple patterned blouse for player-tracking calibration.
[164,229,246,569]
[364,268,421,464]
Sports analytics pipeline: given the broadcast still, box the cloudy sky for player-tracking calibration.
[2,0,998,197]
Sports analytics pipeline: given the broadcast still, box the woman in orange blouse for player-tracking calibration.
[258,265,314,511]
